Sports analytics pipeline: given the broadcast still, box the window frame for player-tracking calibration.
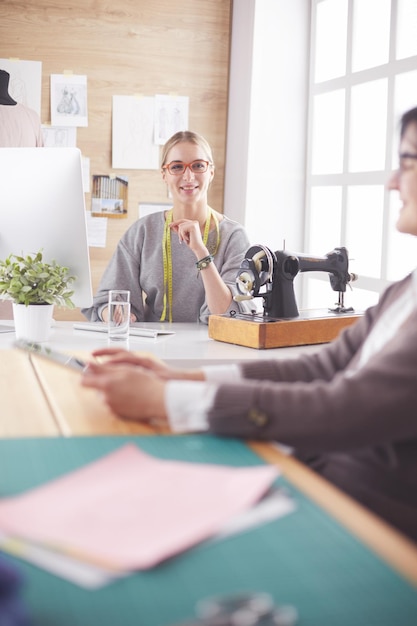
[303,0,417,309]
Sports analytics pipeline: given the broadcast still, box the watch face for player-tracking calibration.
[197,255,213,271]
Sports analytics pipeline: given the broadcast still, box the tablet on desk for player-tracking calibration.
[14,339,87,372]
[73,322,175,338]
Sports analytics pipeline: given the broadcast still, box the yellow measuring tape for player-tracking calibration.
[160,208,220,322]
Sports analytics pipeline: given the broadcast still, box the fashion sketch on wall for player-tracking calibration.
[50,74,88,127]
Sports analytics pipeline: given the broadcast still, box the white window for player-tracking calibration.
[303,0,417,312]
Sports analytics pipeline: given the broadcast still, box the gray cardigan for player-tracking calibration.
[207,274,417,541]
[82,211,250,324]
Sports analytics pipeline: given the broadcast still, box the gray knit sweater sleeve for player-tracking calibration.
[82,212,251,324]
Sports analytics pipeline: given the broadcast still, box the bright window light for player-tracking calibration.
[349,80,388,172]
[394,70,417,133]
[346,186,384,278]
[352,0,391,72]
[312,90,345,174]
[314,0,348,82]
[397,0,417,59]
[308,187,342,251]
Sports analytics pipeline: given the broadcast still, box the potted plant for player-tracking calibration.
[0,250,76,341]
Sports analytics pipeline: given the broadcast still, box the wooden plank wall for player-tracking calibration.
[0,0,232,320]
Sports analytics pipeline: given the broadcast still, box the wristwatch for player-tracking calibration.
[196,255,214,271]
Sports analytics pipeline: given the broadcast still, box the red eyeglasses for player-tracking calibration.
[162,160,211,175]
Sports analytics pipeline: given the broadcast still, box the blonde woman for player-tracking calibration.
[83,131,250,323]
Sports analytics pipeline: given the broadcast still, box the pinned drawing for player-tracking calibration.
[112,95,159,170]
[154,94,189,145]
[41,125,77,147]
[51,74,88,127]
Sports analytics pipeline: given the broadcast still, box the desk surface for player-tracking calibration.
[1,435,417,626]
[1,320,417,611]
[0,320,319,439]
[0,350,59,437]
[0,319,321,363]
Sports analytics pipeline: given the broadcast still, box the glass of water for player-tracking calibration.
[108,290,131,341]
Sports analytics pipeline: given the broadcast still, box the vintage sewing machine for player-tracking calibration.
[208,245,361,349]
[234,245,357,319]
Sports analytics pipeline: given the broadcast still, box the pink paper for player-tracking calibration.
[0,444,278,570]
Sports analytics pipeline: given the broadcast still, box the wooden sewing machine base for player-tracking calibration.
[208,309,362,349]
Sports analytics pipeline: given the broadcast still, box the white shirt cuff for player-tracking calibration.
[201,363,242,382]
[165,381,217,432]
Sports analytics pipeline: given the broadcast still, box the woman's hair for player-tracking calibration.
[160,130,214,168]
[400,106,417,138]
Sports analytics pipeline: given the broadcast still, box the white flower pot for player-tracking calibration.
[12,303,54,342]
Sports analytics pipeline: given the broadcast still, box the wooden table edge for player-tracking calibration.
[249,441,417,588]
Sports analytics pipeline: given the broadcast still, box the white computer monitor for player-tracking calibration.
[0,147,93,308]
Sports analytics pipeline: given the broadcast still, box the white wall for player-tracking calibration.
[224,0,310,254]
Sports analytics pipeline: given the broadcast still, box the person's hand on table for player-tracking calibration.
[81,361,168,425]
[90,347,206,382]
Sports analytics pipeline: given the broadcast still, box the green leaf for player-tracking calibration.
[0,249,76,308]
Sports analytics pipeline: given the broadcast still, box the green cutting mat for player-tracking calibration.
[0,435,416,626]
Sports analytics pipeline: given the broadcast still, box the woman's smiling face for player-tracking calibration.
[162,141,214,204]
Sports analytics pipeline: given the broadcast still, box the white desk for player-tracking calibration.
[0,319,321,365]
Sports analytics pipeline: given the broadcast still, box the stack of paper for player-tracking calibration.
[0,445,295,588]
